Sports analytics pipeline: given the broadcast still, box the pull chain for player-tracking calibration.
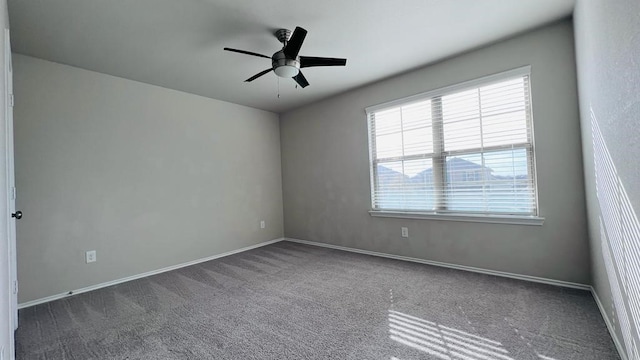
[277,77,280,98]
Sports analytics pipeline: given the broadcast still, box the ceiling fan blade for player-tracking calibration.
[293,71,309,88]
[283,27,307,59]
[245,68,273,82]
[224,48,271,59]
[300,56,347,68]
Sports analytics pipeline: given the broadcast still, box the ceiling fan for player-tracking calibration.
[224,26,347,88]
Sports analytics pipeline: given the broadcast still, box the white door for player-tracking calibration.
[4,28,17,333]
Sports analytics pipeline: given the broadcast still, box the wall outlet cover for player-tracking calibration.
[401,227,409,238]
[86,250,97,263]
[260,220,266,229]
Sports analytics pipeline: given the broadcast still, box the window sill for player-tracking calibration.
[368,210,544,226]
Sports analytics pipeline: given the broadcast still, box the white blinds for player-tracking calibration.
[368,68,537,215]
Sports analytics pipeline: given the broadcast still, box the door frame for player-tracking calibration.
[3,26,16,360]
[4,27,16,332]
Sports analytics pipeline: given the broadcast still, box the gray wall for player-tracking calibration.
[13,54,284,303]
[280,20,590,284]
[574,0,640,358]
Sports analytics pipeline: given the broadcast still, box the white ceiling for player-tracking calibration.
[8,0,575,113]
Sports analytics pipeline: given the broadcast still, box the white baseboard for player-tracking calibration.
[591,287,628,360]
[18,238,285,309]
[285,238,591,290]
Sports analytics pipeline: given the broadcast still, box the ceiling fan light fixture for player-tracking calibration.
[272,54,300,78]
[224,26,346,88]
[274,65,299,78]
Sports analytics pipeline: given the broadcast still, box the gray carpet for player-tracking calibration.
[16,241,619,359]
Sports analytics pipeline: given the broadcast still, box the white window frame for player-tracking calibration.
[366,66,544,225]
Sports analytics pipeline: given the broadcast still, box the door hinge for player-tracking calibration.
[13,280,17,294]
[11,187,16,200]
[9,94,13,107]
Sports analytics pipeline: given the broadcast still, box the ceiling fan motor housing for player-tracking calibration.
[272,51,300,77]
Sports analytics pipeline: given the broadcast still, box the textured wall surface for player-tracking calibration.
[13,55,284,303]
[280,20,591,284]
[574,0,640,358]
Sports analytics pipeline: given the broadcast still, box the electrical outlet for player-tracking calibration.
[85,250,97,263]
[260,220,266,229]
[401,227,409,238]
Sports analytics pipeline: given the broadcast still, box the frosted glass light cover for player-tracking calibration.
[274,65,299,78]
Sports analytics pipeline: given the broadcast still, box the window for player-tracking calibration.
[367,67,538,218]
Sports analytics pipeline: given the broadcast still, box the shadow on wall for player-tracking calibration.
[593,107,640,359]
